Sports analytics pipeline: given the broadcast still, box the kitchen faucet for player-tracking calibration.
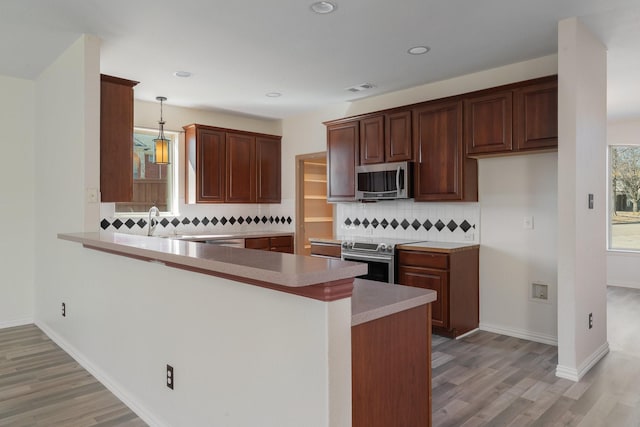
[148,205,160,236]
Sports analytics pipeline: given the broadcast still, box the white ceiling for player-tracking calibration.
[1,0,639,120]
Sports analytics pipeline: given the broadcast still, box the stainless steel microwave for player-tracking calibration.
[355,161,413,201]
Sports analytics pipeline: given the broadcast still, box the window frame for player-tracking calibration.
[608,144,640,253]
[114,127,179,217]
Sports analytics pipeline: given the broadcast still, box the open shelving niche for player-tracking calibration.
[301,159,333,255]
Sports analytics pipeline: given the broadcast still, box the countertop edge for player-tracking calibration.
[58,232,367,302]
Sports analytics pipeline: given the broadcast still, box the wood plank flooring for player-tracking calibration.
[432,285,640,426]
[2,285,640,426]
[0,324,146,427]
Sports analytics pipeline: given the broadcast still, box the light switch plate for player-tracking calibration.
[523,216,534,229]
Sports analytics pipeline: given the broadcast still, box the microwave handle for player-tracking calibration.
[396,165,401,192]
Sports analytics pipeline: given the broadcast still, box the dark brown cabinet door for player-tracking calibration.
[385,110,412,162]
[514,79,558,151]
[359,115,385,165]
[195,128,226,203]
[100,74,138,202]
[413,100,471,201]
[398,265,449,329]
[245,237,269,250]
[327,121,359,202]
[270,235,293,253]
[225,132,256,203]
[256,136,281,203]
[465,90,513,155]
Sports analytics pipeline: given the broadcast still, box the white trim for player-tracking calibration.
[455,328,480,340]
[479,322,558,346]
[608,281,640,290]
[35,320,168,427]
[556,341,610,382]
[0,317,34,329]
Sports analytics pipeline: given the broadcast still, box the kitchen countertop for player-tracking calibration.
[351,279,436,326]
[167,231,293,241]
[58,232,366,301]
[309,236,479,253]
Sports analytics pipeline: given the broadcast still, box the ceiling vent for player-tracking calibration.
[346,83,375,93]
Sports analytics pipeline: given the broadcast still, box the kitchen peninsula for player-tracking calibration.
[58,232,436,427]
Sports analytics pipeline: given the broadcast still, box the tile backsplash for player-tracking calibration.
[336,200,479,243]
[100,198,295,236]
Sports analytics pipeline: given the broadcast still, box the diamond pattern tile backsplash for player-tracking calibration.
[336,200,480,243]
[100,200,295,236]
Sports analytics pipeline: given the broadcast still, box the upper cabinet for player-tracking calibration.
[513,79,558,151]
[413,100,477,202]
[184,124,281,204]
[326,120,359,202]
[464,90,513,155]
[100,74,138,202]
[359,111,413,165]
[465,76,558,157]
[256,136,282,203]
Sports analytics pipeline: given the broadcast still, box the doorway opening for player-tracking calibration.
[295,152,334,255]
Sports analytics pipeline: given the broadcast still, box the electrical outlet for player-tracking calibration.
[62,302,66,317]
[589,313,593,329]
[166,364,174,390]
[523,216,534,229]
[464,232,474,241]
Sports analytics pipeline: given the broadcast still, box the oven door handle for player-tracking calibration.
[342,253,393,263]
[396,165,401,194]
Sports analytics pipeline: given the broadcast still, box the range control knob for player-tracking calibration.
[379,243,387,252]
[387,245,394,253]
[341,241,348,249]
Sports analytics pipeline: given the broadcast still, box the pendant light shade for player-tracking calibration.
[153,96,170,164]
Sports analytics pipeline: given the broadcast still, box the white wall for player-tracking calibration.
[0,75,35,327]
[607,118,640,288]
[557,18,608,381]
[479,153,558,344]
[282,55,559,343]
[33,35,349,427]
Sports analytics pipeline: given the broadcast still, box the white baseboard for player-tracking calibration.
[479,322,558,346]
[0,317,34,330]
[35,320,167,427]
[556,341,609,382]
[608,281,640,290]
[455,328,480,340]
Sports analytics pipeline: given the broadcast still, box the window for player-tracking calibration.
[609,145,640,250]
[115,128,178,215]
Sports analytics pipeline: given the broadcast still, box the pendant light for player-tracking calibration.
[153,96,170,164]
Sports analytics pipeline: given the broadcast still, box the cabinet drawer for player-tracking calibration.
[270,235,293,248]
[398,251,449,270]
[245,237,269,250]
[310,243,341,258]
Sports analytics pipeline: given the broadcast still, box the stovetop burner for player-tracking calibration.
[340,236,424,254]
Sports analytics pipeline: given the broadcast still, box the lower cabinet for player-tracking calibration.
[352,304,431,427]
[398,247,479,338]
[309,241,341,258]
[245,235,293,254]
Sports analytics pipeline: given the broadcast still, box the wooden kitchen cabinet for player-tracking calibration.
[465,75,558,157]
[226,132,256,203]
[245,235,294,254]
[256,136,281,203]
[398,247,479,338]
[184,124,281,204]
[309,241,341,258]
[359,111,412,165]
[359,115,385,165]
[413,100,478,202]
[514,78,558,151]
[326,120,359,202]
[100,74,138,202]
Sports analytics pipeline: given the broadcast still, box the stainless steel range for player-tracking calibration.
[341,237,423,284]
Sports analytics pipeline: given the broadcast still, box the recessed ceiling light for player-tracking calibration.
[310,1,336,14]
[173,71,192,78]
[407,46,430,55]
[266,92,282,98]
[346,83,375,93]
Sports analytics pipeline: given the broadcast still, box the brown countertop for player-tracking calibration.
[351,279,437,326]
[167,231,294,241]
[58,232,366,301]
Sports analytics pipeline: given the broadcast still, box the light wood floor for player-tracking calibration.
[2,286,640,426]
[0,324,146,427]
[432,285,640,426]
